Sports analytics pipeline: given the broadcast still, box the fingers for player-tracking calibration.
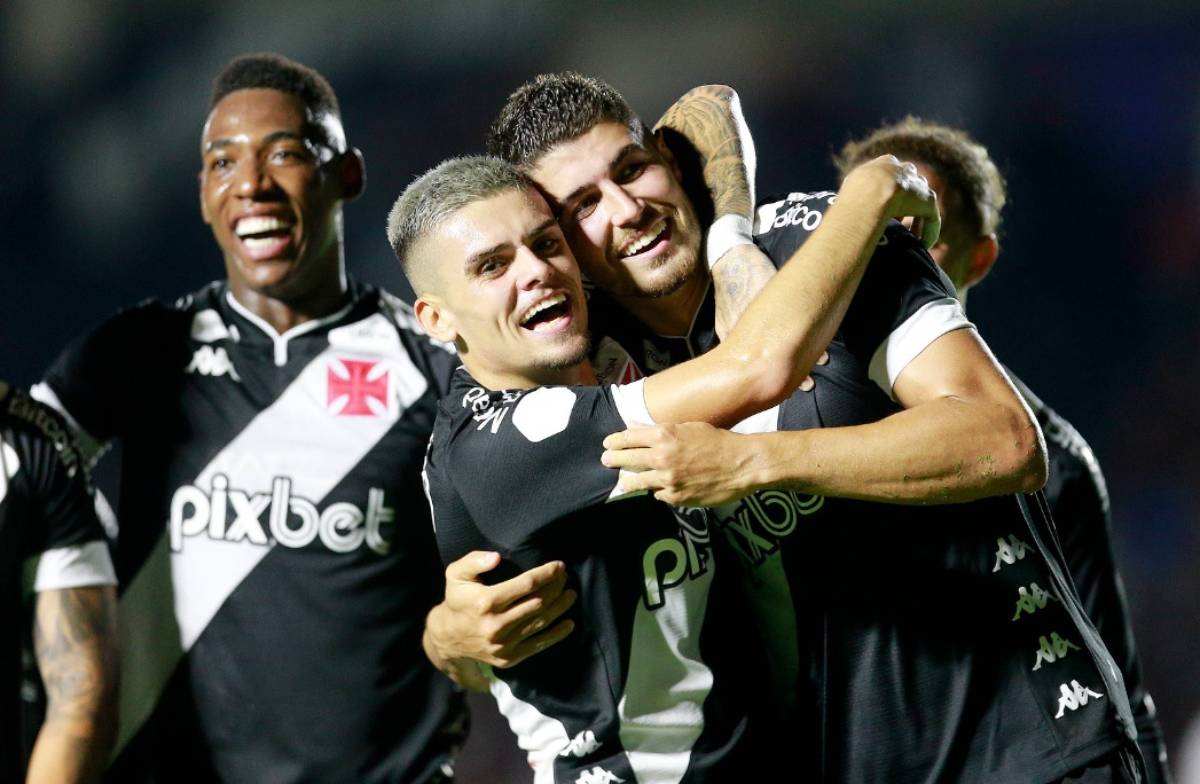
[616,469,665,495]
[504,619,576,668]
[503,586,578,642]
[444,550,501,583]
[487,560,567,611]
[600,446,655,471]
[602,425,662,451]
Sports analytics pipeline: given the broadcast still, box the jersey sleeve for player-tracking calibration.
[36,300,184,454]
[7,393,116,590]
[755,191,970,399]
[440,381,650,552]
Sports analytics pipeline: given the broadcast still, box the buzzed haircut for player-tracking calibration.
[387,156,532,294]
[835,117,1006,242]
[487,72,645,167]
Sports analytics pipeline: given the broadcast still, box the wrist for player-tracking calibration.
[706,214,755,269]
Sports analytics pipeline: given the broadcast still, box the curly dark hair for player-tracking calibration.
[835,117,1006,242]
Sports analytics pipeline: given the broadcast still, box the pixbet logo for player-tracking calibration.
[169,475,394,555]
[641,510,711,610]
[327,358,390,416]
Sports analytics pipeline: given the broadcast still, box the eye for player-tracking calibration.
[615,160,647,183]
[209,157,233,173]
[477,257,505,277]
[269,146,314,165]
[572,193,599,221]
[532,235,561,256]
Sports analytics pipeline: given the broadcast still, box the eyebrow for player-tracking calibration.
[203,130,308,155]
[463,217,560,271]
[558,142,645,207]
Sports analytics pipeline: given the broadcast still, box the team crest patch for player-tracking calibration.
[327,358,391,417]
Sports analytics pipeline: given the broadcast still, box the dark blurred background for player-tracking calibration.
[2,1,1197,780]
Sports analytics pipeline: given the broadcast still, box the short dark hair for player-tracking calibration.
[834,117,1006,242]
[210,53,343,147]
[487,72,644,167]
[387,156,533,295]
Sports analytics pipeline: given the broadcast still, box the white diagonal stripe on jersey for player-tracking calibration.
[114,317,428,753]
[490,675,571,784]
[619,562,715,783]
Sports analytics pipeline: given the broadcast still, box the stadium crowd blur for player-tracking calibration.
[1,2,1196,780]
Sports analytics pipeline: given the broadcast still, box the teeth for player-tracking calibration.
[236,216,292,237]
[622,220,666,257]
[520,294,566,326]
[242,237,284,252]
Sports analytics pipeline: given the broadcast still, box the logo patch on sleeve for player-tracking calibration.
[512,387,577,442]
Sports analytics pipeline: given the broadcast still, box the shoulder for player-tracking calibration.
[0,382,89,485]
[752,189,840,262]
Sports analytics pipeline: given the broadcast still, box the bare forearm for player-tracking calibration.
[29,586,117,784]
[654,84,754,218]
[746,397,1044,504]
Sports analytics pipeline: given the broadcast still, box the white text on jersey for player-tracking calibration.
[170,474,394,555]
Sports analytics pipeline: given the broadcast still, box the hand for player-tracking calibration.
[424,552,576,691]
[798,350,830,392]
[601,423,758,507]
[842,154,941,248]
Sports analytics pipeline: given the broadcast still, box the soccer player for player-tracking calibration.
[833,117,1170,782]
[1,381,117,783]
[389,152,940,782]
[430,73,1141,781]
[29,53,563,782]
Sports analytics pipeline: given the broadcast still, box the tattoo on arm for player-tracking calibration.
[655,85,754,219]
[30,586,118,781]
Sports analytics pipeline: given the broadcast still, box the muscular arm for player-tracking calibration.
[655,85,775,339]
[641,155,939,427]
[606,328,1046,506]
[27,585,118,784]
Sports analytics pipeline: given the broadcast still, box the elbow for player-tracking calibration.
[1013,419,1049,494]
[997,406,1048,495]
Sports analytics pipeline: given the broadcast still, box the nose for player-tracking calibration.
[513,246,555,290]
[599,178,643,226]
[233,156,274,198]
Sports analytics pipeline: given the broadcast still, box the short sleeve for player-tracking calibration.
[439,383,647,552]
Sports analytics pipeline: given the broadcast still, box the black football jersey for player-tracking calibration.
[424,368,751,784]
[590,189,1137,782]
[0,382,114,781]
[1011,374,1167,781]
[36,280,465,784]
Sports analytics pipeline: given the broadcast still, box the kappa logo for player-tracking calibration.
[1011,581,1056,621]
[186,345,240,381]
[327,358,390,416]
[1054,680,1104,719]
[1033,632,1081,671]
[560,729,602,758]
[575,767,624,784]
[170,475,395,555]
[992,533,1029,572]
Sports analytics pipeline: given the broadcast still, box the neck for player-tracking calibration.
[227,260,348,335]
[613,266,709,337]
[466,358,596,391]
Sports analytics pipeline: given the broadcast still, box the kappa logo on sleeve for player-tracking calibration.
[186,345,241,381]
[327,358,391,417]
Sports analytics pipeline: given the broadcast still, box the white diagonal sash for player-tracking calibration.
[115,313,427,752]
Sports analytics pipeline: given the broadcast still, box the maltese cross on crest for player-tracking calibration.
[327,358,391,417]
